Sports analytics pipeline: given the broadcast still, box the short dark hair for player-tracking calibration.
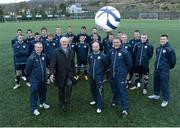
[161,34,168,38]
[134,30,140,33]
[48,33,53,37]
[81,26,86,29]
[118,31,122,34]
[141,33,147,36]
[27,29,32,33]
[16,29,22,32]
[17,34,23,37]
[41,27,47,31]
[34,32,40,36]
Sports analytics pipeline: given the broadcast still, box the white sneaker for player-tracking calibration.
[130,86,137,90]
[137,83,141,88]
[21,76,27,81]
[26,82,31,87]
[143,89,147,95]
[122,110,128,117]
[148,94,160,100]
[33,109,40,116]
[46,79,50,84]
[90,101,96,105]
[96,108,102,113]
[39,103,50,109]
[161,101,168,107]
[13,84,20,90]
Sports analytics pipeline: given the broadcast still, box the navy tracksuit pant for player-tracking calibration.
[153,70,169,101]
[90,77,104,109]
[109,76,128,111]
[30,82,47,112]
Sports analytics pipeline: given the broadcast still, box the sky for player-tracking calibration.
[0,0,30,4]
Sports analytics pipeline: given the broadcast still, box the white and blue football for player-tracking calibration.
[95,6,121,32]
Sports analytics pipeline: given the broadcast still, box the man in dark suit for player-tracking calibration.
[50,37,76,112]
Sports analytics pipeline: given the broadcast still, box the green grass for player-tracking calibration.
[0,19,180,127]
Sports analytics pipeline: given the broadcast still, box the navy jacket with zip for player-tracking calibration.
[121,42,133,55]
[13,42,29,65]
[154,42,176,71]
[25,52,46,83]
[103,40,113,55]
[108,47,132,78]
[53,34,63,46]
[88,52,108,79]
[44,40,59,66]
[134,41,154,67]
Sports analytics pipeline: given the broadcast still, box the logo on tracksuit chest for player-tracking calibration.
[97,56,101,59]
[42,57,45,61]
[163,50,166,53]
[144,45,148,49]
[118,53,122,56]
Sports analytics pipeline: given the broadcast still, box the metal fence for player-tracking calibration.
[1,11,180,22]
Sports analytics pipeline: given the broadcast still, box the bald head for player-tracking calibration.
[92,41,100,53]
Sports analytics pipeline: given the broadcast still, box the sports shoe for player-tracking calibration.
[84,75,88,80]
[148,94,160,100]
[111,103,116,107]
[130,86,137,90]
[13,84,20,90]
[137,82,141,88]
[39,103,50,109]
[76,75,80,80]
[26,82,31,87]
[161,101,168,107]
[46,79,50,84]
[96,108,102,113]
[122,110,128,117]
[143,89,147,95]
[21,76,27,81]
[90,101,96,105]
[33,109,40,116]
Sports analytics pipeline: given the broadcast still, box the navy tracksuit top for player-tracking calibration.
[88,52,108,79]
[13,42,29,65]
[154,43,176,71]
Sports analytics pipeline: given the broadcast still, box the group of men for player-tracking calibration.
[11,26,176,117]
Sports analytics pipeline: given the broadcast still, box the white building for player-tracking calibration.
[66,3,85,14]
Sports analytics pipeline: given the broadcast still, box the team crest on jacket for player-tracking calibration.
[144,45,148,49]
[53,43,55,46]
[125,46,128,49]
[163,50,166,53]
[90,56,93,58]
[84,45,87,48]
[42,57,45,61]
[118,53,122,56]
[23,45,26,48]
[97,56,101,59]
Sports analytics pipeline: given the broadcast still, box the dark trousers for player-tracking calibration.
[110,76,128,111]
[30,82,47,112]
[76,60,88,75]
[153,70,170,101]
[58,78,73,106]
[90,77,104,109]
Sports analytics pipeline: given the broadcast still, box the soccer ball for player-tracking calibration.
[95,6,121,32]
